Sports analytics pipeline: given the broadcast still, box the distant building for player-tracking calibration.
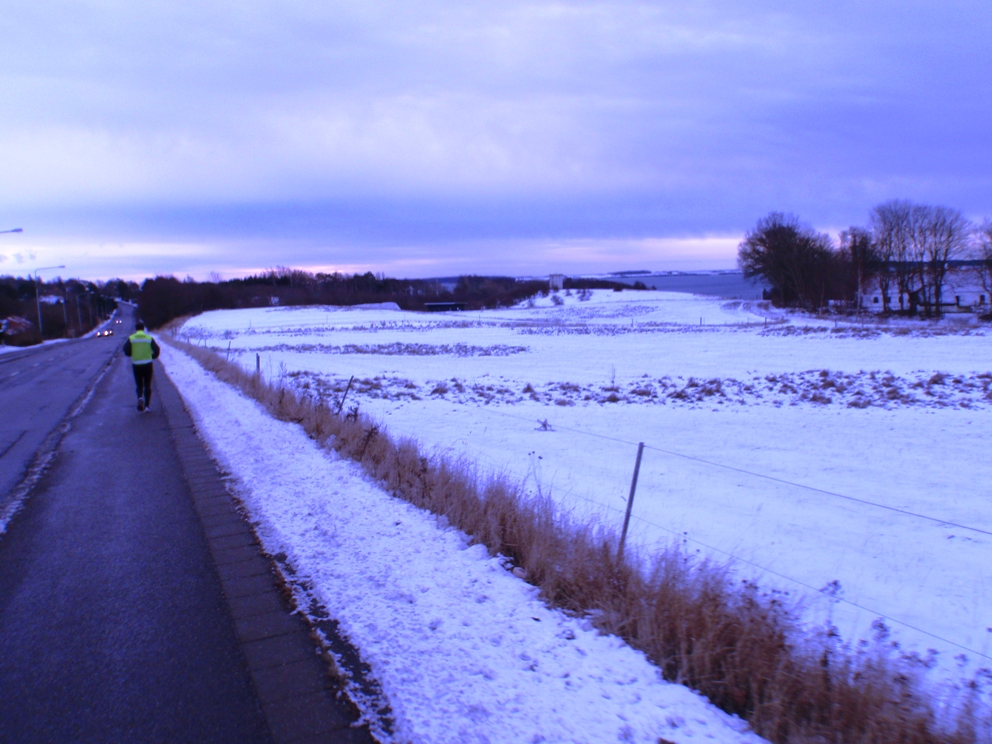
[1,316,34,344]
[861,266,988,314]
[549,274,565,291]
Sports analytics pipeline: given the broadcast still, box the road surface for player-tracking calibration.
[0,311,367,742]
[0,329,120,504]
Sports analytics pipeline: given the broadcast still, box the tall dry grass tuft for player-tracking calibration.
[163,332,989,744]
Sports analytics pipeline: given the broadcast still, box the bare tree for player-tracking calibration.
[908,205,970,317]
[870,201,968,317]
[869,201,912,312]
[905,205,932,315]
[838,227,879,310]
[975,220,992,311]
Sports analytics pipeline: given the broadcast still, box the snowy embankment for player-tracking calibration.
[161,342,764,744]
[178,290,992,686]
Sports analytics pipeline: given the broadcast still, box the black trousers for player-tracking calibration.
[133,363,154,404]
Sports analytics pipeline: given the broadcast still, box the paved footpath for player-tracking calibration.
[0,341,369,742]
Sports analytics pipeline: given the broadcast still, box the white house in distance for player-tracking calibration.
[861,265,989,313]
[548,273,565,291]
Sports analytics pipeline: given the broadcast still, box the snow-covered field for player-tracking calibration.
[162,341,764,744]
[174,290,992,712]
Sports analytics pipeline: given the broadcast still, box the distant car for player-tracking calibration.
[98,329,114,337]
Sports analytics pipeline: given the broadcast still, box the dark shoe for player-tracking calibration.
[137,398,145,412]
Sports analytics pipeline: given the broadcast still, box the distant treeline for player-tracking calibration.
[739,202,992,317]
[563,277,646,291]
[0,268,638,343]
[0,275,124,345]
[136,269,552,329]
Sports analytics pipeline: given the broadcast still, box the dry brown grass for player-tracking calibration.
[163,330,989,744]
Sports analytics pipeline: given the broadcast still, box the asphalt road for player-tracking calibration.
[0,326,273,741]
[0,325,121,502]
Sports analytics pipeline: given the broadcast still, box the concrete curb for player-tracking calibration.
[158,367,372,744]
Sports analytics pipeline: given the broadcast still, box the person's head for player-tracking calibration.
[135,321,145,331]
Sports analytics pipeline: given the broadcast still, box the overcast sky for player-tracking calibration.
[1,1,990,280]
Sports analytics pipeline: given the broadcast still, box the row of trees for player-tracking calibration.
[136,270,549,329]
[0,276,122,345]
[1,268,554,342]
[739,202,992,317]
[3,265,638,342]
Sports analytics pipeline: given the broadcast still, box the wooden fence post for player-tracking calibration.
[336,376,355,415]
[618,442,645,562]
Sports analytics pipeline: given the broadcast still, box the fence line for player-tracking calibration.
[226,352,991,662]
[559,484,992,662]
[476,405,992,538]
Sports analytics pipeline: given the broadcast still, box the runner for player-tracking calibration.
[123,321,160,412]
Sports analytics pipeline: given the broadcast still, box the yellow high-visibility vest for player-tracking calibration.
[129,331,155,364]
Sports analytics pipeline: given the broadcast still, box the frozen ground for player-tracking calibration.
[178,290,992,686]
[161,342,764,744]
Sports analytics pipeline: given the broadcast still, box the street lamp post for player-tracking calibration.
[61,285,69,337]
[34,265,66,341]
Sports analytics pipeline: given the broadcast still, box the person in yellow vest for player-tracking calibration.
[123,321,161,412]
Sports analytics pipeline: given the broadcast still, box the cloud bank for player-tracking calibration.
[1,1,990,278]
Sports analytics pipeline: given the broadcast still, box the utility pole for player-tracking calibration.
[61,285,69,336]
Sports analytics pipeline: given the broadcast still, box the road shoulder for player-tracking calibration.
[159,364,372,744]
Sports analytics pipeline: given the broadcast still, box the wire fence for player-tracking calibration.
[434,404,992,665]
[215,343,992,667]
[486,406,992,538]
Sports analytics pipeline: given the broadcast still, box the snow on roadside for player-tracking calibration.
[161,342,764,744]
[178,296,992,676]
